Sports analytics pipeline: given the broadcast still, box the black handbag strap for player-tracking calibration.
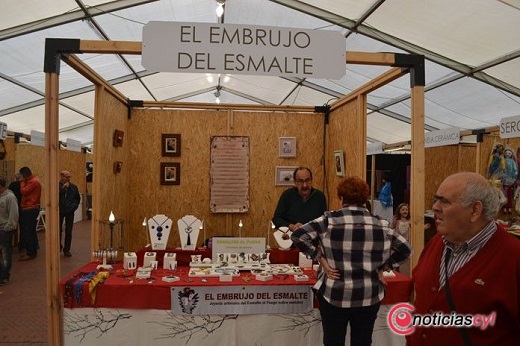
[444,248,472,346]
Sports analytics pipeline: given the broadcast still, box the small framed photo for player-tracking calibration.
[275,166,298,186]
[334,150,345,177]
[279,137,296,157]
[162,134,181,157]
[160,162,180,185]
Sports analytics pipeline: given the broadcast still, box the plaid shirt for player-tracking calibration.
[292,206,412,308]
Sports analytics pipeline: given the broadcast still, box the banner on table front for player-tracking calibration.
[171,285,313,315]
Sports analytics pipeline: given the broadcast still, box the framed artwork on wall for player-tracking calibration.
[278,137,296,157]
[275,166,298,186]
[160,162,180,185]
[162,134,181,157]
[334,150,345,177]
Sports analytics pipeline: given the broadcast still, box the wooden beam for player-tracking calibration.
[44,71,62,346]
[139,101,317,113]
[62,54,128,105]
[410,85,425,271]
[331,67,407,111]
[346,51,396,66]
[79,40,142,54]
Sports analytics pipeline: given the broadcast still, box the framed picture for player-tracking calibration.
[334,150,345,177]
[162,134,181,157]
[278,137,296,157]
[160,162,180,185]
[275,166,298,186]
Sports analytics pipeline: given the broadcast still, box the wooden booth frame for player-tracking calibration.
[43,38,425,345]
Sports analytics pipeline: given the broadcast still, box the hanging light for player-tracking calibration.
[216,0,225,17]
[214,87,222,104]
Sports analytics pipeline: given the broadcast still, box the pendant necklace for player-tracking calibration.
[278,227,291,240]
[181,218,199,245]
[151,217,169,241]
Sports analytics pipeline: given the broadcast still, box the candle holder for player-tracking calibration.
[98,211,124,262]
[200,220,206,249]
[239,219,243,238]
[93,249,118,270]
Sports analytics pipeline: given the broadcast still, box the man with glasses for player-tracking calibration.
[59,170,81,257]
[272,166,327,232]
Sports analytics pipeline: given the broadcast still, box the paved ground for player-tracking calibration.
[0,220,92,345]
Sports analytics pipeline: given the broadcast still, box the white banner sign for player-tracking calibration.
[212,237,266,262]
[425,127,460,148]
[142,22,346,79]
[171,285,313,315]
[66,138,82,152]
[367,142,383,155]
[30,130,45,147]
[500,115,520,139]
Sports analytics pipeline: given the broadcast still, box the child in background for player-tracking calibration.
[391,203,411,240]
[391,203,411,276]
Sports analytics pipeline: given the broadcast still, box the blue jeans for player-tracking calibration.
[0,230,14,280]
[317,294,380,346]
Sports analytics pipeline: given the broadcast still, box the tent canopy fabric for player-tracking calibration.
[1,0,519,148]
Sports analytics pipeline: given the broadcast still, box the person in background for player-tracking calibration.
[292,176,412,346]
[391,202,412,275]
[409,172,520,345]
[0,177,20,285]
[7,172,23,252]
[59,170,81,257]
[272,166,327,232]
[18,166,41,261]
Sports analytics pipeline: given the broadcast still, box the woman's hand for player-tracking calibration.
[378,269,389,286]
[319,257,340,280]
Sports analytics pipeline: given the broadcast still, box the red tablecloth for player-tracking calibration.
[61,262,411,310]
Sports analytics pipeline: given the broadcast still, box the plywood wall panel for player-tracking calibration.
[123,109,324,250]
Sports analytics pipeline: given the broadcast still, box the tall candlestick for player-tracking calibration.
[239,219,243,238]
[109,211,115,249]
[200,219,205,248]
[142,217,150,247]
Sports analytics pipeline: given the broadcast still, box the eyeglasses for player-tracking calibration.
[295,178,312,184]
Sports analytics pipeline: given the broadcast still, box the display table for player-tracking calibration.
[60,260,411,345]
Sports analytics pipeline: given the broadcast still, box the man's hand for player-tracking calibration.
[289,222,303,232]
[319,256,340,280]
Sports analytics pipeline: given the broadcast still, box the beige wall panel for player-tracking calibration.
[13,144,86,214]
[123,109,324,250]
[93,88,128,251]
[424,146,460,209]
[326,100,362,210]
[2,138,17,161]
[458,144,477,172]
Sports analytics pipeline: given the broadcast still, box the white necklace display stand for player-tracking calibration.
[273,226,293,250]
[147,214,173,250]
[178,215,202,250]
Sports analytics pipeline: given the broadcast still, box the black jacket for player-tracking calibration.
[59,182,80,215]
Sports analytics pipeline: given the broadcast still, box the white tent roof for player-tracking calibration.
[1,0,519,148]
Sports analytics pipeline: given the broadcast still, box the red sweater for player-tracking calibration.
[20,174,41,210]
[408,228,520,345]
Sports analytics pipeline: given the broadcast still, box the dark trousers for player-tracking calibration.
[19,208,40,257]
[60,212,75,253]
[317,294,380,346]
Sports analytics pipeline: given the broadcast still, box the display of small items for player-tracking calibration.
[93,249,118,270]
[216,252,270,264]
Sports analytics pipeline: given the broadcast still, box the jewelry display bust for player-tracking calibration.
[273,226,293,250]
[147,214,173,250]
[177,215,202,250]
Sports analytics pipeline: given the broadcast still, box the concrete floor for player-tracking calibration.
[0,220,92,345]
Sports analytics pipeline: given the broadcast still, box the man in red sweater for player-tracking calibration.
[408,172,520,345]
[18,166,41,261]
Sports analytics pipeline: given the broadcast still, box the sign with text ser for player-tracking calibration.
[171,285,313,315]
[142,22,346,79]
[500,115,520,139]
